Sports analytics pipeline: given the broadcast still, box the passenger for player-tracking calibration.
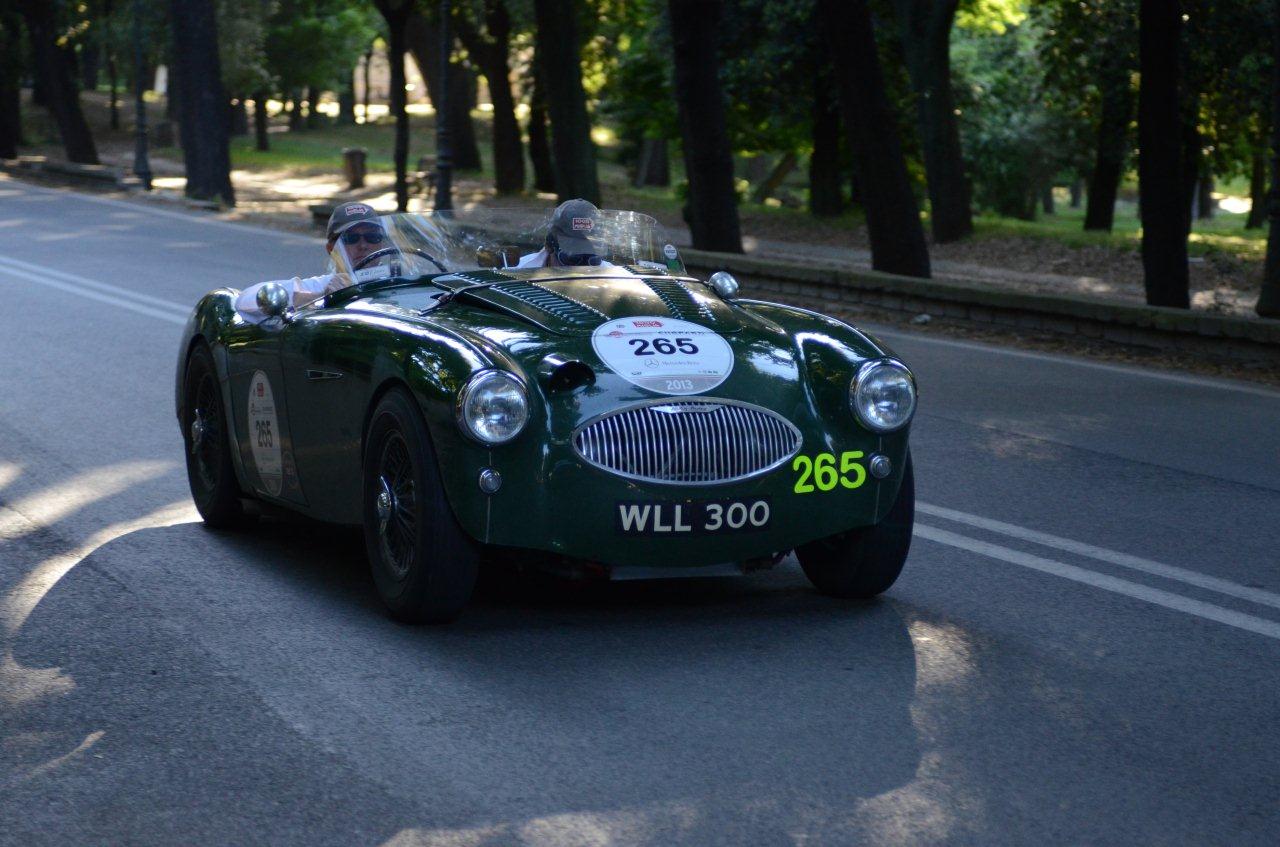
[515,198,612,269]
[235,203,385,323]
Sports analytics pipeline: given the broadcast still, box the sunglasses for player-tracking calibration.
[341,230,385,246]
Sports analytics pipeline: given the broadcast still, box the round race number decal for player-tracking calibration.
[591,316,733,395]
[247,370,283,496]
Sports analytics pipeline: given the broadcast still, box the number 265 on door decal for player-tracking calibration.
[793,451,867,494]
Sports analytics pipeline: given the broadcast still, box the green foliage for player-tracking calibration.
[217,0,275,95]
[265,0,378,94]
[953,15,1066,219]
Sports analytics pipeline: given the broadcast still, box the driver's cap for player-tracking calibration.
[327,202,382,238]
[548,198,601,255]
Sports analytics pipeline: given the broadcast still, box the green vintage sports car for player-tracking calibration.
[175,209,917,622]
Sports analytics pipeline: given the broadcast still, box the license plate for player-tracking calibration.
[615,498,771,535]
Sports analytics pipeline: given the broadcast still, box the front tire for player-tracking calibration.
[363,388,479,623]
[182,343,254,528]
[797,451,914,598]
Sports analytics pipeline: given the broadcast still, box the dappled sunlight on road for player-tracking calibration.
[1,499,195,709]
[0,460,175,541]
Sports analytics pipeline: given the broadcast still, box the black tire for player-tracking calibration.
[362,388,479,623]
[797,451,915,598]
[182,343,255,528]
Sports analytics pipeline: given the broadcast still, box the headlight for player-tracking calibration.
[850,359,916,433]
[457,370,529,444]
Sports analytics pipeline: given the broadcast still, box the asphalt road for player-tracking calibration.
[2,176,1279,846]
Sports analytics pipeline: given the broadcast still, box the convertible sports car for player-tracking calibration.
[175,209,917,622]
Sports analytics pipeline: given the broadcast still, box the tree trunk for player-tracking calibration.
[405,12,482,172]
[0,10,22,158]
[80,38,100,92]
[305,86,321,129]
[1138,0,1188,308]
[1258,0,1280,316]
[1196,173,1214,219]
[1041,185,1055,215]
[891,0,971,243]
[634,137,670,187]
[253,90,269,151]
[527,57,557,193]
[751,152,797,204]
[809,73,843,217]
[819,0,930,277]
[453,1,525,194]
[230,97,249,136]
[107,53,120,131]
[1181,96,1201,231]
[1069,179,1083,208]
[338,69,356,125]
[1084,55,1132,231]
[168,0,234,204]
[361,47,372,122]
[668,0,742,251]
[532,0,600,204]
[17,0,99,163]
[287,90,302,130]
[386,11,410,211]
[1247,150,1266,229]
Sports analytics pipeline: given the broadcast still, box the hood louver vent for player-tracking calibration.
[642,278,715,322]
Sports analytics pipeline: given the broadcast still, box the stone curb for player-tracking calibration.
[681,247,1280,361]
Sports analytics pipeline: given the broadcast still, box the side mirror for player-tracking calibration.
[708,271,739,300]
[257,281,290,318]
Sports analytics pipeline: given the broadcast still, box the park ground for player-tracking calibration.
[14,90,1273,319]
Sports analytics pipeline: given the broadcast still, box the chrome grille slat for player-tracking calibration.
[572,399,802,486]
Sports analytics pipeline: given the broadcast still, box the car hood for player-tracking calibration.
[432,266,743,335]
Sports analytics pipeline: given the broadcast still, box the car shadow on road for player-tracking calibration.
[5,513,931,844]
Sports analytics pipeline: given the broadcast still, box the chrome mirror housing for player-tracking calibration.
[257,281,290,318]
[708,271,739,300]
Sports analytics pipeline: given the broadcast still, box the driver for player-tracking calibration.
[234,203,385,323]
[514,198,611,268]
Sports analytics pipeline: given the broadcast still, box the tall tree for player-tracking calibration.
[1138,0,1188,308]
[373,0,412,211]
[890,0,972,243]
[668,0,742,252]
[404,11,483,171]
[16,0,100,164]
[452,0,524,193]
[532,0,600,203]
[526,53,557,193]
[170,0,235,204]
[1259,0,1280,317]
[1084,50,1134,231]
[808,68,844,217]
[0,8,22,160]
[818,0,930,278]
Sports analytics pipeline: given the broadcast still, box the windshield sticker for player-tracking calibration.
[591,316,733,395]
[247,370,283,496]
[353,265,392,283]
[663,243,679,260]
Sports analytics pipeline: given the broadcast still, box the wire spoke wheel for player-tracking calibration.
[190,371,223,494]
[375,431,417,579]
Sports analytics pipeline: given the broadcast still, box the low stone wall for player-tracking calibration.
[681,248,1280,363]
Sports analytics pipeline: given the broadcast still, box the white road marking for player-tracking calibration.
[0,262,188,325]
[0,253,192,314]
[1,176,316,243]
[919,501,1280,611]
[869,326,1280,400]
[916,523,1280,641]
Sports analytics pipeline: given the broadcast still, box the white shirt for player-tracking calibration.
[234,274,337,324]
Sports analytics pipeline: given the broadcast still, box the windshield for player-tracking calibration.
[326,208,686,283]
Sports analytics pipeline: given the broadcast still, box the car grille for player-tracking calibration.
[572,400,802,485]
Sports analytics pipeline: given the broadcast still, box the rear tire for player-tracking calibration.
[797,451,914,598]
[363,388,479,623]
[182,343,255,528]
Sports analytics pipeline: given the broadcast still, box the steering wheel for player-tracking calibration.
[354,247,448,274]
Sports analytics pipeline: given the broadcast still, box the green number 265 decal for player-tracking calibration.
[793,451,867,494]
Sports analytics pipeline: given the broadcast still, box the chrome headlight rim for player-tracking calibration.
[455,369,530,445]
[850,358,917,433]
